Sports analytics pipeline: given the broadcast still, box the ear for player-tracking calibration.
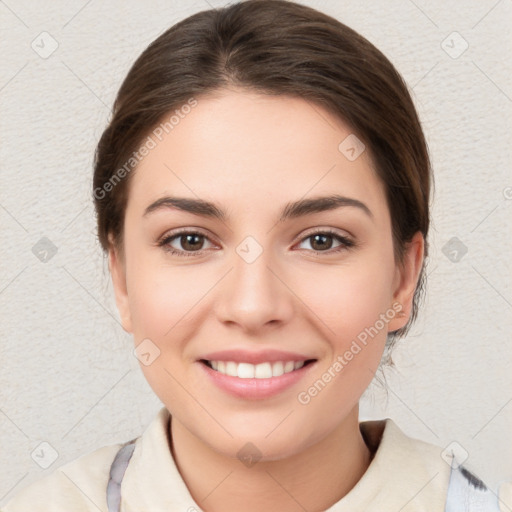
[108,237,133,333]
[387,231,424,332]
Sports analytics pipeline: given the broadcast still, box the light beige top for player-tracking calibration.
[3,407,511,512]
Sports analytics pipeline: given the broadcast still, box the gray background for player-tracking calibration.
[1,0,511,503]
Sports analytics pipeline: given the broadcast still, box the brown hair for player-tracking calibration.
[93,0,432,354]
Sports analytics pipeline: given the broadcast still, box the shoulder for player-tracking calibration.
[353,418,453,510]
[444,462,512,512]
[1,442,124,512]
[377,419,512,511]
[364,418,451,478]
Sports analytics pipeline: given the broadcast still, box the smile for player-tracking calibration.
[202,360,315,379]
[198,356,317,400]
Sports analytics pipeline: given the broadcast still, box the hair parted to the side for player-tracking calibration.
[93,0,432,359]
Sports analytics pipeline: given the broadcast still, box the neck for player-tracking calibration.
[169,405,372,512]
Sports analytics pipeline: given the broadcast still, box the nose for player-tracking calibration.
[214,239,294,334]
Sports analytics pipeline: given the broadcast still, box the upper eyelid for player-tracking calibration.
[162,228,218,245]
[295,226,352,240]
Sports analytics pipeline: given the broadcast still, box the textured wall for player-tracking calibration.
[1,0,511,503]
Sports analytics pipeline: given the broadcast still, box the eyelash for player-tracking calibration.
[157,228,355,258]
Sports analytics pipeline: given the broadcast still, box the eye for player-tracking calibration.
[158,228,355,257]
[158,230,215,257]
[296,229,354,254]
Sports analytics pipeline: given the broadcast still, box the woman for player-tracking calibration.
[3,0,510,510]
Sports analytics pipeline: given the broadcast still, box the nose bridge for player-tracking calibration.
[216,234,293,330]
[234,234,273,289]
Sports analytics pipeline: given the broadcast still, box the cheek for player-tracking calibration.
[294,258,395,426]
[125,263,203,408]
[125,258,218,396]
[299,253,396,344]
[125,246,202,341]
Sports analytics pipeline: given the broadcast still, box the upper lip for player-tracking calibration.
[199,349,316,365]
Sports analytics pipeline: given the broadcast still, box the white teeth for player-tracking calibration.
[255,362,272,379]
[272,361,284,377]
[207,360,309,378]
[284,361,295,373]
[225,361,238,377]
[237,363,255,378]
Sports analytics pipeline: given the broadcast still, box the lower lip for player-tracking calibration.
[198,361,316,400]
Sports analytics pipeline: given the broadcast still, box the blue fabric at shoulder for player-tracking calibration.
[107,440,137,512]
[445,460,501,512]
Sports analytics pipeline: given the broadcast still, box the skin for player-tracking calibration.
[109,88,424,512]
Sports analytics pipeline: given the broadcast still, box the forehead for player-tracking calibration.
[126,89,388,220]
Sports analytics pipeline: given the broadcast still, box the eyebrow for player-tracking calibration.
[143,194,373,222]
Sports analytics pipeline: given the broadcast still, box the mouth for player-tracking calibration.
[197,349,318,399]
[200,359,317,379]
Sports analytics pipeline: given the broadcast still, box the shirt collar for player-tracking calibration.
[121,407,449,511]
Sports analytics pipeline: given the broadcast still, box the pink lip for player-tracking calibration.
[197,359,317,400]
[198,349,314,365]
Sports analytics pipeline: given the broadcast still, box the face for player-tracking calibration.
[109,88,423,461]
